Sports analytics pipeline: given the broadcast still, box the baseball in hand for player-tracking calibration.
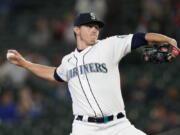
[7,52,15,59]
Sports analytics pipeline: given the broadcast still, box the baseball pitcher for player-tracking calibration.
[7,12,179,135]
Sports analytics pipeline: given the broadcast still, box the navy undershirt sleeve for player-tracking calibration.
[54,68,64,82]
[131,32,148,50]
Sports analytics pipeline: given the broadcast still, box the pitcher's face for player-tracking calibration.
[74,23,100,45]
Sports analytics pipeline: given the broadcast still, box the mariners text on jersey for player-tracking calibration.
[67,63,108,80]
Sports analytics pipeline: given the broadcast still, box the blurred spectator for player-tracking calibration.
[136,16,148,33]
[147,121,164,134]
[165,85,179,101]
[52,18,67,41]
[0,89,18,123]
[130,76,151,103]
[165,110,180,129]
[16,87,41,120]
[75,0,107,20]
[175,1,180,41]
[150,105,167,121]
[0,0,17,31]
[51,12,76,46]
[0,61,28,88]
[28,17,51,47]
[63,12,76,46]
[142,0,163,19]
[26,52,51,65]
[147,105,168,134]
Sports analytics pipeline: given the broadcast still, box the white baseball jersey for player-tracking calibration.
[56,34,133,117]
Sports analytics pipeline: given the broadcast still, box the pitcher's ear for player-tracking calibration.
[73,26,80,35]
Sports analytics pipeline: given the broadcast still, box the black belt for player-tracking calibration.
[76,112,124,123]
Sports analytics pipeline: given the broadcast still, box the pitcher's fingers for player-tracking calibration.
[8,49,18,54]
[7,50,21,57]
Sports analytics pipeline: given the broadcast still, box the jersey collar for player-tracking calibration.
[74,46,92,56]
[74,40,99,56]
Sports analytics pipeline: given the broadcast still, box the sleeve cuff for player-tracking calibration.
[131,32,148,50]
[54,68,65,82]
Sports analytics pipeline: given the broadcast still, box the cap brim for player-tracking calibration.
[79,21,104,28]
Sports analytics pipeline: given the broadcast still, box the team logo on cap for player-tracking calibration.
[90,13,96,20]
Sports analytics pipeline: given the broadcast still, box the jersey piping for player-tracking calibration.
[73,54,97,117]
[83,47,104,117]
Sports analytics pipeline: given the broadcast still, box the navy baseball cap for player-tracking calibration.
[74,12,104,28]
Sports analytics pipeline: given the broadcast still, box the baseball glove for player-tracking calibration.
[142,44,179,63]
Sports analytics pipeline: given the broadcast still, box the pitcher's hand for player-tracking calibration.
[7,50,28,67]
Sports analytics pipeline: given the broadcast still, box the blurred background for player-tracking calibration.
[0,0,180,135]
